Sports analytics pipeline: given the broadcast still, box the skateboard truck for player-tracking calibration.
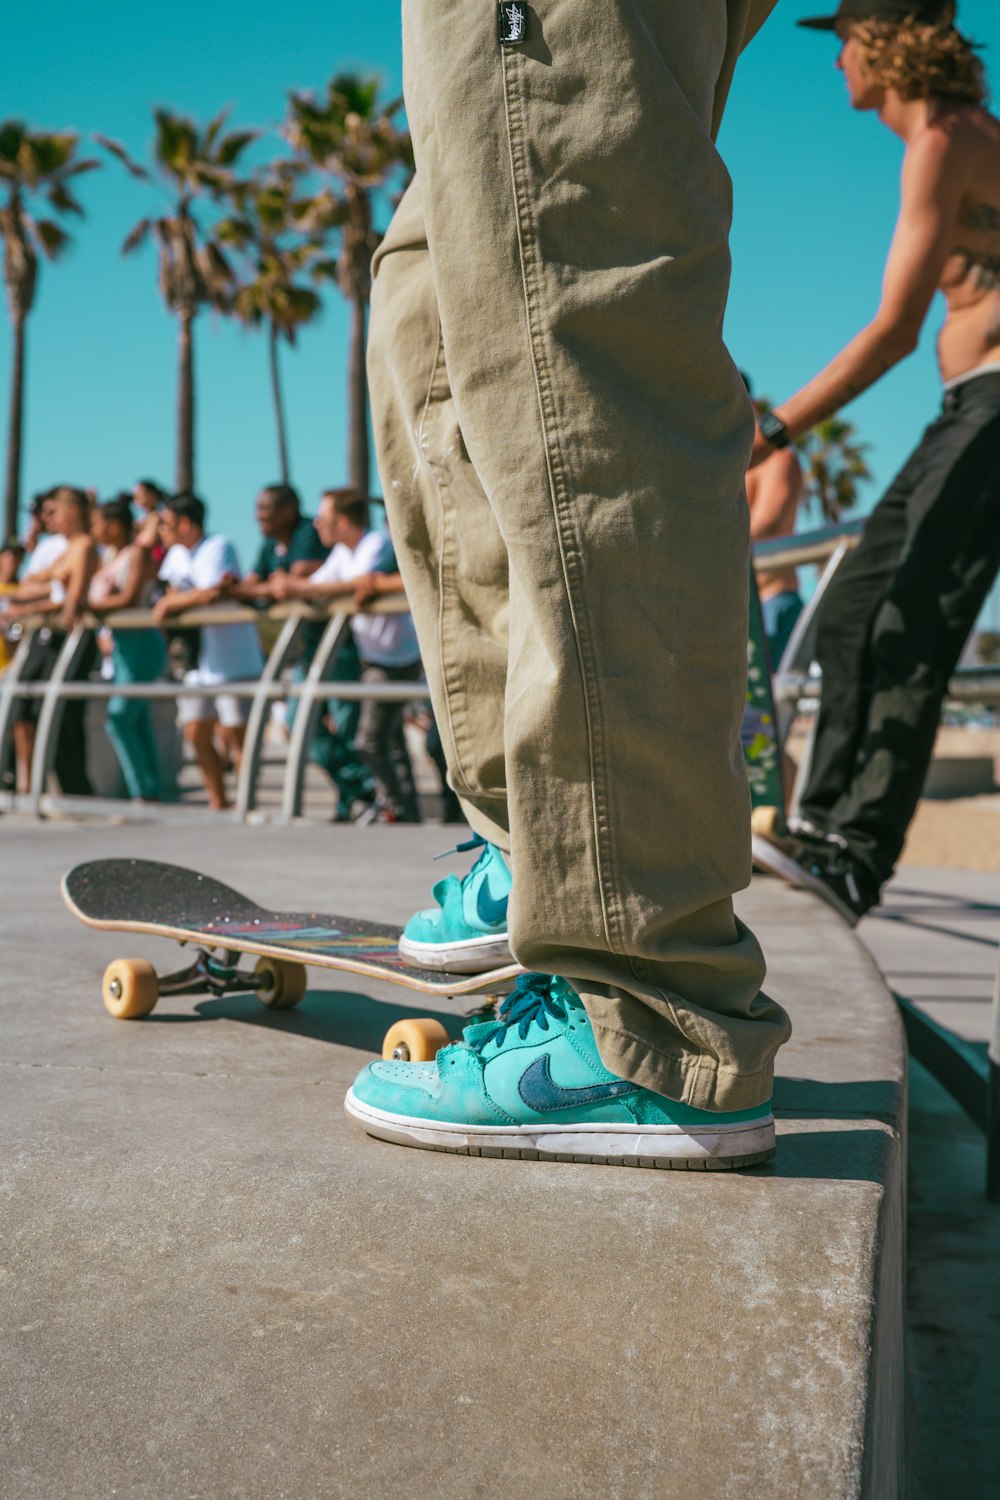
[107,947,284,1000]
[101,949,454,1060]
[101,948,308,1021]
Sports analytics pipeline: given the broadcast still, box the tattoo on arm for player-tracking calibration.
[953,246,1000,291]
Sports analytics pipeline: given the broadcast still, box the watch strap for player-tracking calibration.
[759,412,790,449]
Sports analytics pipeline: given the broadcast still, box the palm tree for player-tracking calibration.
[283,75,413,496]
[216,170,322,482]
[0,122,99,541]
[753,396,871,523]
[794,416,872,524]
[97,110,257,491]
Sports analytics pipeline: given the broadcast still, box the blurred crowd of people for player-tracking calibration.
[0,480,462,821]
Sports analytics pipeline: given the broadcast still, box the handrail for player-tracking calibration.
[5,591,413,634]
[2,545,998,824]
[5,527,857,632]
[234,610,306,820]
[756,520,1000,813]
[27,624,88,818]
[281,612,354,821]
[0,594,430,823]
[6,525,865,635]
[5,680,425,701]
[752,518,864,572]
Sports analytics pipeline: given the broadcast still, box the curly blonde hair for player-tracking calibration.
[849,9,988,106]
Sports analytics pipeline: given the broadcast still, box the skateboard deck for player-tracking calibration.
[743,566,786,819]
[62,860,521,1020]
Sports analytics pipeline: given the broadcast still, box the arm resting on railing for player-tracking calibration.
[10,591,412,633]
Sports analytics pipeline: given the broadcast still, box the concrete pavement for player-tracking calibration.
[3,820,905,1498]
[862,866,1000,1045]
[862,871,1000,1499]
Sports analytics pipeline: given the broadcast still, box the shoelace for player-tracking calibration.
[466,972,567,1056]
[433,833,487,864]
[800,842,874,910]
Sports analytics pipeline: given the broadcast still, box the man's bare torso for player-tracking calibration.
[936,107,1000,381]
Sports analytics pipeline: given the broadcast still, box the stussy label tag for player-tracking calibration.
[497,1,528,47]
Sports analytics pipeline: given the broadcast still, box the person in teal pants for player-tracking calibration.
[90,497,168,801]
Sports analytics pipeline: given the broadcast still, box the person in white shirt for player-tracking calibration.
[153,492,264,811]
[4,487,98,795]
[20,492,70,589]
[273,489,422,821]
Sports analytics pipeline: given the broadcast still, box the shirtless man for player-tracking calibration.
[750,0,1000,922]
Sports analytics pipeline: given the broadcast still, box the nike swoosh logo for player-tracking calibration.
[517,1054,638,1113]
[475,881,508,927]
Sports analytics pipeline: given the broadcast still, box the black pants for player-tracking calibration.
[800,373,1000,882]
[15,629,99,796]
[355,658,422,821]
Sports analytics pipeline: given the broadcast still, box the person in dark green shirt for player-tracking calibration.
[231,484,329,598]
[229,483,328,659]
[228,481,374,820]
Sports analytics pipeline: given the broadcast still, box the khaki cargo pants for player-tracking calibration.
[367,0,791,1110]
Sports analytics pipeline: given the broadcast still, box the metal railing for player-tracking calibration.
[753,520,1000,815]
[755,519,865,744]
[2,520,998,822]
[0,594,430,823]
[895,973,1000,1203]
[761,524,1000,1194]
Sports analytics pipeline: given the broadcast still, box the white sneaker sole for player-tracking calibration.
[344,1090,775,1170]
[751,834,859,927]
[397,931,514,973]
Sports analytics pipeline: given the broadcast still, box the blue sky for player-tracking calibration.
[4,0,1000,626]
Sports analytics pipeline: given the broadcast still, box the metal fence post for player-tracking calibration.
[279,612,353,822]
[0,626,36,804]
[2,527,994,825]
[28,625,88,816]
[772,538,853,747]
[234,611,305,821]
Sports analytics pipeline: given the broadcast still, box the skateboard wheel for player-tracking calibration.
[102,959,159,1020]
[750,805,786,841]
[382,1016,451,1063]
[254,957,307,1009]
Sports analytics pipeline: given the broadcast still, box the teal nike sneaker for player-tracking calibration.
[345,973,775,1169]
[398,835,513,972]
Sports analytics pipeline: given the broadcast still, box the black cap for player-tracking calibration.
[799,1,953,30]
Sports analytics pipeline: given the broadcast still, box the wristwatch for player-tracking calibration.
[759,411,790,449]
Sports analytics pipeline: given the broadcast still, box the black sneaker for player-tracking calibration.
[751,832,879,926]
[807,844,880,923]
[751,806,827,864]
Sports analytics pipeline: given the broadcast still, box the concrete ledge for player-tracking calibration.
[1,824,906,1499]
[745,879,906,1499]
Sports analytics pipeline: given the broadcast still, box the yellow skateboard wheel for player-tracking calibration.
[102,958,159,1020]
[254,956,308,1009]
[382,1016,451,1062]
[750,805,786,841]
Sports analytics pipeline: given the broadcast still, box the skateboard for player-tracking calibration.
[743,567,792,871]
[743,567,785,820]
[62,859,521,1060]
[745,836,860,926]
